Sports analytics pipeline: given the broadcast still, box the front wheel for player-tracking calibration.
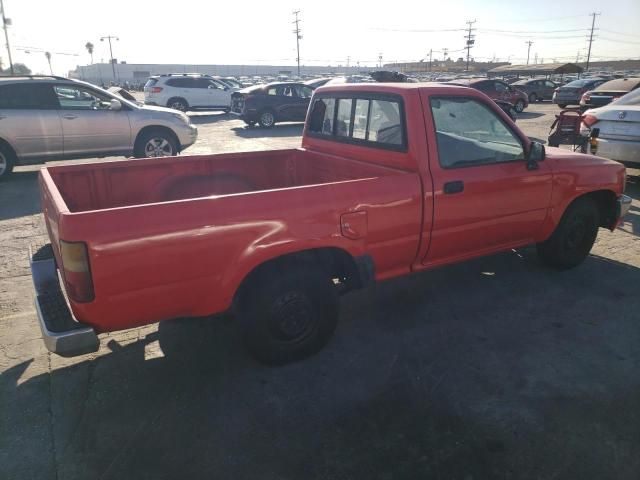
[258,110,276,128]
[514,99,525,113]
[237,263,339,365]
[134,129,178,158]
[537,197,599,269]
[0,144,15,181]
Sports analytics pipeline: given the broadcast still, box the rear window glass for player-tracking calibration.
[308,95,405,149]
[565,79,597,88]
[144,78,158,87]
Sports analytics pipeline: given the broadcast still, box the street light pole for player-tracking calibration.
[0,0,14,74]
[100,35,119,81]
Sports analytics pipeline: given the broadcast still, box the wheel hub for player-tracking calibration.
[144,138,173,157]
[271,292,314,341]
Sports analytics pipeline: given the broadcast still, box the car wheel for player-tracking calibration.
[258,110,276,128]
[529,93,537,103]
[514,99,525,113]
[167,97,189,112]
[237,262,339,365]
[0,144,15,181]
[536,196,599,270]
[558,104,567,109]
[134,129,178,158]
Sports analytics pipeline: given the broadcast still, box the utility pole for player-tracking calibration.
[428,48,432,72]
[585,12,600,73]
[534,52,538,64]
[465,20,476,72]
[100,35,119,81]
[378,53,382,68]
[0,0,13,74]
[346,55,350,68]
[525,41,533,65]
[292,10,302,77]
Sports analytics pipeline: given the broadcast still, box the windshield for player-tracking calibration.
[612,88,640,105]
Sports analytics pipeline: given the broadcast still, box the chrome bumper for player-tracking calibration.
[30,244,99,357]
[617,194,632,223]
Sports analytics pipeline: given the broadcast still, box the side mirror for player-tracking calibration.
[526,141,545,170]
[109,99,122,111]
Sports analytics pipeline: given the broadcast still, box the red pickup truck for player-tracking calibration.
[31,83,631,364]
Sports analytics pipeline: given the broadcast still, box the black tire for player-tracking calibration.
[514,99,525,113]
[167,97,189,112]
[237,262,339,365]
[537,197,599,270]
[133,129,179,158]
[558,103,567,109]
[529,93,537,103]
[0,143,15,181]
[258,110,276,128]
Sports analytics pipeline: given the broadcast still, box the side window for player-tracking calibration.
[308,98,335,134]
[494,82,508,93]
[369,100,402,145]
[430,97,524,168]
[335,99,352,137]
[0,84,58,109]
[545,81,555,88]
[282,85,296,97]
[267,86,283,96]
[475,81,492,93]
[352,99,370,139]
[55,85,111,110]
[296,85,313,98]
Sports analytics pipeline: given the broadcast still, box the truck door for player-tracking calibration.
[421,95,552,267]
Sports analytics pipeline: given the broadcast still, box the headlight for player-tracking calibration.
[171,112,190,124]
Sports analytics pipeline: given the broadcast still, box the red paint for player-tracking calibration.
[38,84,626,334]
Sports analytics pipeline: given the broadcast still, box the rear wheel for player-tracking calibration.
[258,110,276,128]
[237,262,339,365]
[0,144,15,181]
[514,99,525,113]
[537,197,599,269]
[167,97,188,112]
[134,129,178,158]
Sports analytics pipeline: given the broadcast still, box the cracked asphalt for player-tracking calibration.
[1,103,639,480]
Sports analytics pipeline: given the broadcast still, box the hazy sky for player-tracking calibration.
[3,0,640,75]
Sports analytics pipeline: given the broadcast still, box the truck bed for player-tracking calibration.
[47,149,405,212]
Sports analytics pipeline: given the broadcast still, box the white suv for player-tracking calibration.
[144,74,235,112]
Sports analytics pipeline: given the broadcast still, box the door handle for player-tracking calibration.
[444,180,464,194]
[62,114,78,120]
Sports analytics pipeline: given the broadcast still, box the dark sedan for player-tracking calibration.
[447,78,529,112]
[552,78,606,107]
[580,77,640,110]
[230,82,314,127]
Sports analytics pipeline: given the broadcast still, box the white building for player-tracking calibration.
[69,63,374,85]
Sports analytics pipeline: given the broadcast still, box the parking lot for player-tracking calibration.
[1,102,639,480]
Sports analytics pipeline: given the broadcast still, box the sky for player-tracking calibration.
[2,0,640,75]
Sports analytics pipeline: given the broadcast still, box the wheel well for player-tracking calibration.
[135,126,181,151]
[581,190,617,229]
[234,248,367,308]
[0,138,17,161]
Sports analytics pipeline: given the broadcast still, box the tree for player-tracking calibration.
[85,42,94,64]
[0,62,30,75]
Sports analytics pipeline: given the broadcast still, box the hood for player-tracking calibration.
[545,146,622,167]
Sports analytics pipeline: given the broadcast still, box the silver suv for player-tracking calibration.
[0,76,198,180]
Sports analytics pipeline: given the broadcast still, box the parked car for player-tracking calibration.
[580,77,640,110]
[31,83,629,364]
[494,99,518,121]
[214,77,244,90]
[230,82,314,127]
[305,77,332,89]
[144,73,233,112]
[0,76,197,180]
[580,88,640,167]
[552,78,606,107]
[448,78,529,112]
[512,78,557,103]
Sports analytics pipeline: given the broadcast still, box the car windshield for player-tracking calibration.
[612,88,640,105]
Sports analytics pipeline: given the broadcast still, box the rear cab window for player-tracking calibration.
[308,93,406,150]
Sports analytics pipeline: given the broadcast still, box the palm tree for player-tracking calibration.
[44,51,52,75]
[85,42,94,64]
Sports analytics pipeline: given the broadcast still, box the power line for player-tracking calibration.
[479,28,588,34]
[585,12,600,72]
[292,10,302,76]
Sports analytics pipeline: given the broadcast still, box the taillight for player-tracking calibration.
[151,87,163,93]
[582,114,598,128]
[60,240,94,303]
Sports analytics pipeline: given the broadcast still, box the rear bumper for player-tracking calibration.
[592,137,640,165]
[30,244,99,357]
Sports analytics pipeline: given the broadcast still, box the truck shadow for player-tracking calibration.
[232,123,304,138]
[2,250,640,479]
[0,170,41,220]
[188,112,236,125]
